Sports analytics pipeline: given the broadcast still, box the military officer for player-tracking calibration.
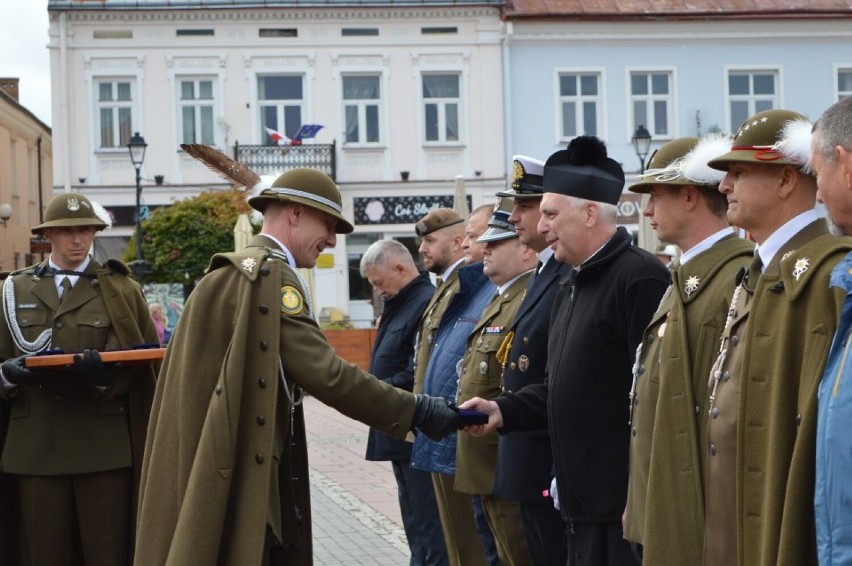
[454,200,537,566]
[0,192,158,566]
[490,155,570,566]
[622,136,754,565]
[703,110,852,566]
[134,169,462,566]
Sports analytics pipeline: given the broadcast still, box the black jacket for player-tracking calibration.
[365,271,435,461]
[496,227,669,522]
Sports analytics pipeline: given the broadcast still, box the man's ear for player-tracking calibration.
[838,146,852,190]
[287,203,303,225]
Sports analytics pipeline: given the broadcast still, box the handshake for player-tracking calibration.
[1,349,115,388]
[410,394,492,440]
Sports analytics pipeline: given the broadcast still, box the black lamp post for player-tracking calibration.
[631,125,652,172]
[127,132,148,280]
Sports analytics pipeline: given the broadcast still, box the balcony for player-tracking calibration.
[234,141,337,180]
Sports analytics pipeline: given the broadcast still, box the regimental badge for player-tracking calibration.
[518,354,530,372]
[280,285,304,316]
[793,257,810,281]
[512,160,525,189]
[241,257,257,272]
[67,197,80,212]
[684,275,700,297]
[479,361,488,375]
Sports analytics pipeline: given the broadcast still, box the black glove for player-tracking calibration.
[0,355,41,386]
[412,394,463,441]
[72,349,113,388]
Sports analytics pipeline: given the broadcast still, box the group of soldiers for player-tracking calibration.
[0,95,850,566]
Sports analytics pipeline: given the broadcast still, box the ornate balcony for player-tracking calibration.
[234,141,337,180]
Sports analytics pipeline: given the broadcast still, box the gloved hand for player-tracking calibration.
[412,394,463,440]
[0,355,41,386]
[72,349,113,388]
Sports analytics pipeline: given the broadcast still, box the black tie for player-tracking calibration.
[436,276,444,287]
[746,253,762,291]
[59,277,72,304]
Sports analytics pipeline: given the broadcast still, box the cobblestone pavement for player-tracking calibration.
[305,395,412,565]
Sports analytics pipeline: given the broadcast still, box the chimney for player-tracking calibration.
[0,78,20,102]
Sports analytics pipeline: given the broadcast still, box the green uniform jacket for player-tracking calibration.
[624,234,753,566]
[704,220,852,566]
[0,258,157,563]
[455,273,530,495]
[135,236,416,566]
[413,268,461,395]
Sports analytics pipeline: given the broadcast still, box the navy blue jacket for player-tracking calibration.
[365,271,435,461]
[411,262,494,475]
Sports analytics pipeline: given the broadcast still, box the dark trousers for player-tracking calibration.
[18,468,131,566]
[472,495,500,566]
[520,500,567,566]
[392,460,450,566]
[566,521,638,566]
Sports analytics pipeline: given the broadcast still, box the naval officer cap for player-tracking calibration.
[629,135,730,193]
[414,208,464,237]
[477,198,519,243]
[543,136,625,205]
[707,109,813,175]
[248,168,354,234]
[496,155,545,199]
[32,192,112,234]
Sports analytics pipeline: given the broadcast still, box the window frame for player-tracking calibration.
[257,74,307,144]
[177,76,217,146]
[835,64,852,100]
[341,73,383,146]
[93,77,137,152]
[627,68,676,141]
[724,67,782,132]
[554,68,605,143]
[420,71,464,146]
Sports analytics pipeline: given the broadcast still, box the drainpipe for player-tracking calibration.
[501,21,513,175]
[60,11,70,193]
[37,136,44,222]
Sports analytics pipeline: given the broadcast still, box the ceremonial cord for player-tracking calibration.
[2,277,52,354]
[707,283,743,415]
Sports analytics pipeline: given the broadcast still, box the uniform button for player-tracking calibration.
[215,384,223,395]
[260,268,270,276]
[523,337,529,344]
[260,340,269,351]
[258,378,267,389]
[476,339,483,347]
[731,335,739,346]
[634,395,639,405]
[256,415,266,425]
[119,406,125,412]
[390,421,399,430]
[709,444,717,456]
[468,348,472,353]
[647,334,654,343]
[723,371,730,382]
[259,305,269,314]
[21,318,28,324]
[631,426,637,437]
[695,405,700,415]
[56,322,63,329]
[638,365,645,375]
[510,362,517,370]
[711,407,719,418]
[93,320,100,326]
[255,454,264,464]
[796,413,802,425]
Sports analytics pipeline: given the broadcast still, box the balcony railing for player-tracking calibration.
[234,141,337,180]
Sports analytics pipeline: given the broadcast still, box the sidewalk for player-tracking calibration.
[305,395,412,565]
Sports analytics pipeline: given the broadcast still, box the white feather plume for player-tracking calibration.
[679,133,732,185]
[90,199,114,229]
[774,119,813,173]
[248,175,277,226]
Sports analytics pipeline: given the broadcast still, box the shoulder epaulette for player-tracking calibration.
[103,259,131,276]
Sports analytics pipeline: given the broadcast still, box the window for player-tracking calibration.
[342,28,378,37]
[176,29,214,36]
[558,72,600,138]
[421,27,458,35]
[179,78,215,145]
[259,28,297,38]
[343,75,381,144]
[422,73,460,143]
[96,79,134,149]
[630,72,672,137]
[258,75,304,143]
[839,69,852,99]
[728,71,777,131]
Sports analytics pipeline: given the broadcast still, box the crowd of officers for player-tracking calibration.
[0,97,850,566]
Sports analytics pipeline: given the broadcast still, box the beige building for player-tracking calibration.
[0,78,53,273]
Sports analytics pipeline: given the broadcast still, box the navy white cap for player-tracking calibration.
[477,198,518,243]
[496,155,545,199]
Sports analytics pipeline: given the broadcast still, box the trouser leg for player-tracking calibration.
[18,474,75,566]
[431,472,487,566]
[74,467,132,566]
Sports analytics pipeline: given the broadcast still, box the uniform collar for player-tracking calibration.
[755,209,819,272]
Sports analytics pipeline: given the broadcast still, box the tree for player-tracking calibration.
[123,189,256,284]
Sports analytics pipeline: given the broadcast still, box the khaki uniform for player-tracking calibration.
[624,234,752,565]
[135,236,416,566]
[0,258,157,565]
[704,220,852,566]
[456,273,533,566]
[413,268,461,395]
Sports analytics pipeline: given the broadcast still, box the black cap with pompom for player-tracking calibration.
[543,136,625,205]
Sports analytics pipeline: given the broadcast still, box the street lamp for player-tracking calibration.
[631,125,652,173]
[0,203,11,227]
[127,132,148,280]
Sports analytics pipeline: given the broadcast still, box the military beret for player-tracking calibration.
[32,192,111,234]
[496,155,545,199]
[477,198,518,243]
[629,135,730,193]
[543,136,625,205]
[707,109,813,173]
[248,168,354,234]
[414,208,464,237]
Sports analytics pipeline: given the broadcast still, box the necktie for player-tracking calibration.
[59,277,72,303]
[746,252,762,291]
[436,276,444,287]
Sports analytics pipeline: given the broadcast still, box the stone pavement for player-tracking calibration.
[305,395,412,565]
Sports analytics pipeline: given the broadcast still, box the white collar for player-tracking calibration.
[260,233,298,269]
[679,227,735,266]
[755,209,819,271]
[497,268,535,295]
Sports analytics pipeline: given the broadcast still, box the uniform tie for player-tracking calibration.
[59,277,72,303]
[436,276,444,287]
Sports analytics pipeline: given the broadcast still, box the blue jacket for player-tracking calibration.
[411,262,494,475]
[365,271,435,462]
[816,251,852,566]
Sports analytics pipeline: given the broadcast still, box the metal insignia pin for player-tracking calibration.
[241,257,257,272]
[684,275,700,297]
[518,355,530,372]
[793,258,810,281]
[479,361,488,375]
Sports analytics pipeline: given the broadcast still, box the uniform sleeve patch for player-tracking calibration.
[280,285,304,316]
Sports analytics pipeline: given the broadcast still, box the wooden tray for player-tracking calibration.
[25,348,166,369]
